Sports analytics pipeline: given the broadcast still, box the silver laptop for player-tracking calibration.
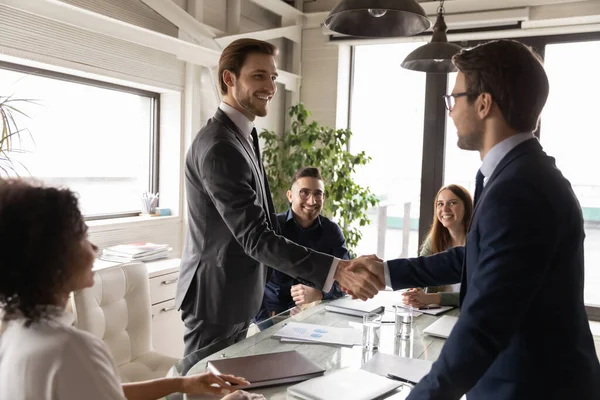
[423,315,458,339]
[287,368,402,400]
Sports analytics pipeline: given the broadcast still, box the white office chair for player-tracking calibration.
[72,261,179,382]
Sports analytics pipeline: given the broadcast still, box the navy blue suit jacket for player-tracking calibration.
[255,211,348,321]
[388,139,600,399]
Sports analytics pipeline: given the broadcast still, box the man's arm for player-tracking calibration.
[201,141,382,298]
[408,179,556,399]
[386,247,465,290]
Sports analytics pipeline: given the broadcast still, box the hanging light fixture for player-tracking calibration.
[401,0,462,73]
[324,0,431,38]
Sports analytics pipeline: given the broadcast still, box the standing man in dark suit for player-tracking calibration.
[254,167,347,325]
[349,39,600,399]
[175,38,383,356]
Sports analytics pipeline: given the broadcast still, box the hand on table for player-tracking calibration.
[181,372,249,396]
[222,390,266,400]
[334,254,385,301]
[402,288,441,308]
[291,284,323,306]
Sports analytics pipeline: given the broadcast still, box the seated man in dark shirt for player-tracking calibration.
[254,167,349,324]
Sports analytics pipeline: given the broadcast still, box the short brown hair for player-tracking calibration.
[218,38,278,95]
[292,167,322,184]
[452,39,549,132]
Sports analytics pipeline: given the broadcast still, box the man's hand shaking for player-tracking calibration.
[334,254,385,301]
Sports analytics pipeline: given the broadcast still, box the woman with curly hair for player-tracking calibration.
[402,184,473,308]
[0,180,262,400]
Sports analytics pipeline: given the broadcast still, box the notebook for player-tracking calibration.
[423,315,459,339]
[287,368,402,400]
[362,352,433,384]
[325,297,385,317]
[207,350,325,389]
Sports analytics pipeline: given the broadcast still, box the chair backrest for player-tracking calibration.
[72,262,152,367]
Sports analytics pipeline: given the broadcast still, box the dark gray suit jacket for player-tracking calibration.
[175,109,334,325]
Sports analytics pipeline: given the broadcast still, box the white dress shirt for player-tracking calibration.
[218,101,339,291]
[0,309,126,400]
[383,133,537,288]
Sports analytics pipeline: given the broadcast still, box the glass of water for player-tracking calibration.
[362,312,382,350]
[394,305,413,339]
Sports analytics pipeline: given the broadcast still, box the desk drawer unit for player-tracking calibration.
[149,271,179,305]
[151,298,184,358]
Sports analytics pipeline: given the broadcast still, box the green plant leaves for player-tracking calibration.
[260,103,380,253]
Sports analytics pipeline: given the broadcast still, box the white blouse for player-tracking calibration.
[0,309,126,400]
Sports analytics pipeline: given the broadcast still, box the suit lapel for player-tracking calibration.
[213,109,275,227]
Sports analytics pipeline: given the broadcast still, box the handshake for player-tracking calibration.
[333,255,386,301]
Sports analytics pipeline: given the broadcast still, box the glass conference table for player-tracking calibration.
[166,291,459,399]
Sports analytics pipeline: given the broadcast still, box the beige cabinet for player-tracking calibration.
[148,266,185,358]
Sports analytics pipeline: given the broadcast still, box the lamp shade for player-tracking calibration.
[401,9,461,73]
[324,0,432,38]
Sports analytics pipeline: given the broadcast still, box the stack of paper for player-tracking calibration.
[273,322,362,346]
[99,242,172,263]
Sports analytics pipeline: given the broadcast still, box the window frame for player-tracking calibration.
[349,31,600,320]
[0,60,160,220]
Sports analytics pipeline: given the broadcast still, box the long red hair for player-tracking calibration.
[421,184,473,254]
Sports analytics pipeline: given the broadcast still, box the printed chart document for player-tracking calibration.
[273,322,361,346]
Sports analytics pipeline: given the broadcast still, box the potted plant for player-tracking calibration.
[260,103,379,253]
[0,95,35,176]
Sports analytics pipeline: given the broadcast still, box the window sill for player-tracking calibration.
[86,214,180,228]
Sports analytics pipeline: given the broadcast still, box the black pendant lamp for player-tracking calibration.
[324,0,431,38]
[401,1,462,73]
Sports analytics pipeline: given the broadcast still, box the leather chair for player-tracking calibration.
[72,261,179,382]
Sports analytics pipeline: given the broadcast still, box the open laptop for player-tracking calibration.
[287,368,402,400]
[423,315,458,339]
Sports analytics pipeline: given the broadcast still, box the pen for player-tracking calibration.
[386,373,415,388]
[418,305,442,310]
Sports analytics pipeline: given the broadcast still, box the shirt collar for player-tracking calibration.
[219,101,255,140]
[285,209,322,230]
[480,132,536,179]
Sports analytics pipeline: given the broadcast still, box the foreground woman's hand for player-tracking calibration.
[181,372,250,396]
[222,390,266,399]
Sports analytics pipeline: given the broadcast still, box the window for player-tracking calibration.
[350,43,426,259]
[0,62,158,218]
[541,40,600,307]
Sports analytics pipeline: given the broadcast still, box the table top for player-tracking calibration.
[168,291,460,399]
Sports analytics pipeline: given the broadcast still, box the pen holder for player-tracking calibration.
[141,192,159,215]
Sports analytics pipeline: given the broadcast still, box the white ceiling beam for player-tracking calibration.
[249,0,303,19]
[523,0,600,28]
[443,8,530,30]
[277,70,301,92]
[139,0,221,50]
[215,25,302,47]
[419,0,586,15]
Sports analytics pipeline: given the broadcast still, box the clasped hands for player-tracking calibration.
[334,254,386,300]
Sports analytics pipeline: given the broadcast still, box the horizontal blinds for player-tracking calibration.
[0,2,185,89]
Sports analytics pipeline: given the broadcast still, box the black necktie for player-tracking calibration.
[474,169,485,206]
[250,128,261,165]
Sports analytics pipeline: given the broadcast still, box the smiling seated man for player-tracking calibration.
[254,167,348,326]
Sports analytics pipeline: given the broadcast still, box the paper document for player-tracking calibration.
[273,322,361,346]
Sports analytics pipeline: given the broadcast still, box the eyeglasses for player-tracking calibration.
[298,189,324,201]
[443,92,472,111]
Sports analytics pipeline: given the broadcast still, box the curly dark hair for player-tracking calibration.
[0,179,87,325]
